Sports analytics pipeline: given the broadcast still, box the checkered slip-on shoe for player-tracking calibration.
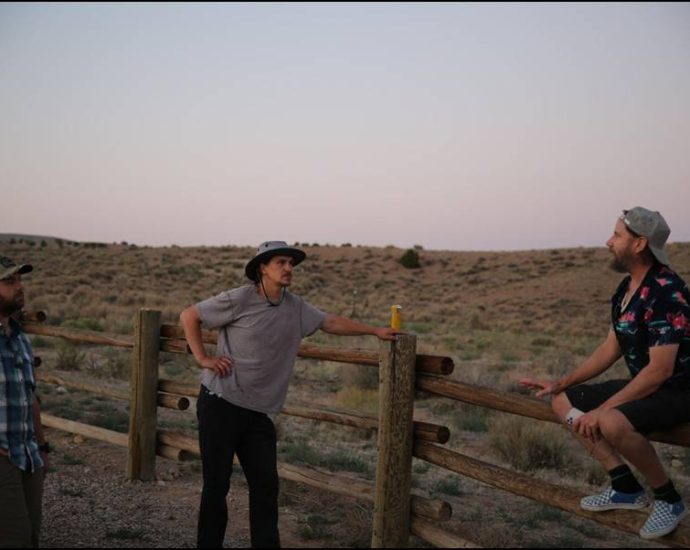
[639,499,686,539]
[580,487,649,512]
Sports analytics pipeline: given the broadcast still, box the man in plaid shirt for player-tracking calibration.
[0,256,48,548]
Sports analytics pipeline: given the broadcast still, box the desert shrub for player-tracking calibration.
[278,438,323,467]
[452,404,490,433]
[84,348,130,380]
[531,337,554,347]
[335,387,378,414]
[55,341,86,371]
[399,249,420,269]
[279,437,373,477]
[488,415,575,472]
[90,408,129,432]
[299,513,338,540]
[318,448,371,475]
[432,477,464,497]
[29,335,53,348]
[469,312,490,331]
[341,364,378,391]
[62,317,105,332]
[102,348,130,380]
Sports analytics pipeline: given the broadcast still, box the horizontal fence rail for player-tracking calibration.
[416,374,690,448]
[22,320,454,375]
[414,440,690,548]
[36,372,190,411]
[155,379,450,445]
[159,323,454,375]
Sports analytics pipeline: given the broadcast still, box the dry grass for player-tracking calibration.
[3,237,690,548]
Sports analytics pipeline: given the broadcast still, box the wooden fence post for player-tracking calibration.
[372,334,417,548]
[127,308,161,481]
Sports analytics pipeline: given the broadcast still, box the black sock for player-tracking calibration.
[653,480,682,504]
[609,465,643,494]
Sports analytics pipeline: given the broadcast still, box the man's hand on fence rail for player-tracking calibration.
[374,327,405,341]
[518,378,565,398]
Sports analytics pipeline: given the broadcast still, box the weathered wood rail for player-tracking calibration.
[24,309,690,547]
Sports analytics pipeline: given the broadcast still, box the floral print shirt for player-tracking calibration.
[611,264,690,388]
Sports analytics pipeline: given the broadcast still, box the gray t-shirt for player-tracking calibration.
[196,285,326,414]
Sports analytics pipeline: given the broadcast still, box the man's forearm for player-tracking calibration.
[321,315,377,336]
[556,339,621,391]
[180,308,208,364]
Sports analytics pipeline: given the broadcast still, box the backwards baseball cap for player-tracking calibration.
[620,207,671,267]
[244,241,306,281]
[0,256,33,281]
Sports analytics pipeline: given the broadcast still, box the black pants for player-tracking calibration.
[196,386,280,548]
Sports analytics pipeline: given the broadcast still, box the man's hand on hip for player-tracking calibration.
[198,356,233,377]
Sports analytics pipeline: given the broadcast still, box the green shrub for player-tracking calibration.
[399,249,421,269]
[29,335,53,348]
[279,438,373,476]
[432,477,464,497]
[453,405,490,433]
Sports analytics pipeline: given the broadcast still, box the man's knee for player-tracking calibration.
[599,409,635,445]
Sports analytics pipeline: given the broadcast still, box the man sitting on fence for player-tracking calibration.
[180,240,401,548]
[521,207,690,540]
[0,256,49,548]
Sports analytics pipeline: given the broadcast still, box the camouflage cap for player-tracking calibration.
[0,256,33,280]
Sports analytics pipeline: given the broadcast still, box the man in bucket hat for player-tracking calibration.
[521,208,690,540]
[180,241,402,548]
[0,256,49,548]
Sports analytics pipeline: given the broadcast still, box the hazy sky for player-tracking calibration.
[1,2,689,251]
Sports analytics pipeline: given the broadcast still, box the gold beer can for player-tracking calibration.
[390,305,403,330]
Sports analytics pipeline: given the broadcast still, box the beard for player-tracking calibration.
[609,249,633,273]
[0,293,24,317]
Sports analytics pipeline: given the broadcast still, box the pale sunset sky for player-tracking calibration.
[1,2,689,251]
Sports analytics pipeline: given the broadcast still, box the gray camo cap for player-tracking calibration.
[620,207,671,267]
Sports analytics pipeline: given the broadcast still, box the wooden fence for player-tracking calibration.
[21,309,690,548]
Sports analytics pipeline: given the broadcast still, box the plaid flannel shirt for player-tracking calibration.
[0,318,43,472]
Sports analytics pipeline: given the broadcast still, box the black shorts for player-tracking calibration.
[565,379,690,434]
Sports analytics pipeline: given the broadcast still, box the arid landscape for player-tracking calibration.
[2,235,690,548]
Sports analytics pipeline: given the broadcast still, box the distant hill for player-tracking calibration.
[2,237,688,361]
[0,233,76,245]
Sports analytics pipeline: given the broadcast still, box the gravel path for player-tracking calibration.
[40,428,317,548]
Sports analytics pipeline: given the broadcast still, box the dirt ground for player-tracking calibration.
[40,427,356,549]
[39,423,674,549]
